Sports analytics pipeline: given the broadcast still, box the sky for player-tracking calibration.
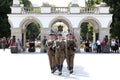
[29,0,85,7]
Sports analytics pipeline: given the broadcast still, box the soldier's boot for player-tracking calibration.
[57,65,60,70]
[53,66,57,73]
[58,71,62,75]
[69,67,73,74]
[67,66,70,70]
[52,66,57,73]
[58,65,63,75]
[51,67,54,73]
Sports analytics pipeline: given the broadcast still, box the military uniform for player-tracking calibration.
[46,34,56,73]
[66,33,77,74]
[42,36,47,52]
[54,34,66,75]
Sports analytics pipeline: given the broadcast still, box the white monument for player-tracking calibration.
[8,0,112,52]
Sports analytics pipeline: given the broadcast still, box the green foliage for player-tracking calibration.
[86,0,96,7]
[87,23,93,41]
[104,0,120,39]
[80,22,93,41]
[95,0,103,4]
[26,22,40,41]
[0,0,32,38]
[0,0,12,38]
[20,0,32,7]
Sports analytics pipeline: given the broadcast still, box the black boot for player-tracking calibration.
[58,65,63,75]
[51,67,54,73]
[52,66,57,73]
[69,67,73,74]
[58,71,62,75]
[57,65,60,70]
[51,66,57,73]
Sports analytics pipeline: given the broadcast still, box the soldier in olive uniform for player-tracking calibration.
[46,33,56,73]
[66,33,77,74]
[54,34,66,75]
[42,36,47,52]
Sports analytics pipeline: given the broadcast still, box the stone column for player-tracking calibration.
[21,30,26,51]
[73,28,80,52]
[93,32,96,43]
[40,28,50,53]
[99,28,110,41]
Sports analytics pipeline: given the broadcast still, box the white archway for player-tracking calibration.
[78,16,101,42]
[49,16,73,38]
[49,16,72,30]
[19,16,43,47]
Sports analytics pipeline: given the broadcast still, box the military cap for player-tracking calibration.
[49,33,55,36]
[66,33,73,36]
[57,34,62,36]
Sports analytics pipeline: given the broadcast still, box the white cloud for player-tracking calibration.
[29,0,85,7]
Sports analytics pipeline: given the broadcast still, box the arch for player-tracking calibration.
[19,16,43,48]
[49,16,72,30]
[78,16,101,31]
[78,16,102,42]
[19,16,43,31]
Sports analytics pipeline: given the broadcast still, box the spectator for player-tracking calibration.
[1,37,7,51]
[16,39,22,52]
[96,39,101,53]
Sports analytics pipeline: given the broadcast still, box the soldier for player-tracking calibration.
[66,33,77,74]
[46,33,56,73]
[42,36,47,52]
[54,34,66,75]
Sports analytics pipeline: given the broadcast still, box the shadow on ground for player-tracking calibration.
[53,65,89,80]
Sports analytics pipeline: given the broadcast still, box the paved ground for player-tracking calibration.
[0,49,120,80]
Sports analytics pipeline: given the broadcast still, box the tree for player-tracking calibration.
[0,0,12,38]
[26,22,40,41]
[80,22,93,42]
[20,0,32,7]
[0,0,32,38]
[85,0,96,7]
[103,0,120,39]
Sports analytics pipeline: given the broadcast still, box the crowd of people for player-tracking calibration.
[43,33,77,75]
[0,36,22,52]
[84,36,120,53]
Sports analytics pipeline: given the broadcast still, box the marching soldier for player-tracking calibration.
[66,33,77,74]
[46,33,56,73]
[54,34,66,75]
[42,36,47,52]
